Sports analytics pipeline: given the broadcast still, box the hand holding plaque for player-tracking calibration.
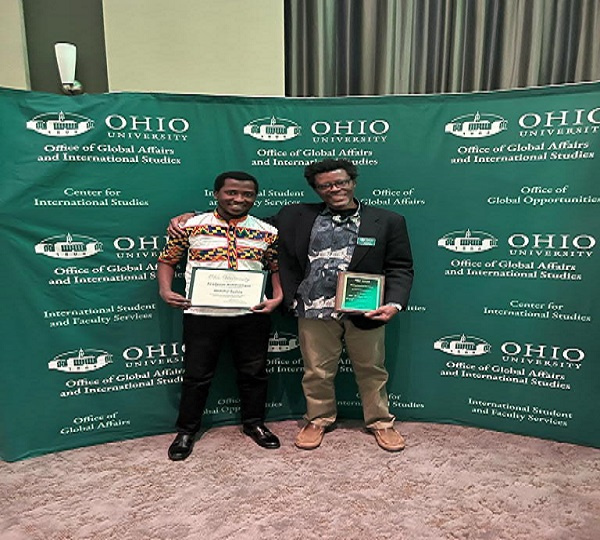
[335,272,385,313]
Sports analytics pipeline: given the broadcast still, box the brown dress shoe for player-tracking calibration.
[295,422,325,450]
[372,427,405,452]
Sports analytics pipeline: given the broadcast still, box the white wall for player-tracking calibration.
[0,0,29,89]
[103,0,285,95]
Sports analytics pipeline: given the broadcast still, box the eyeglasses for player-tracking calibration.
[314,178,354,192]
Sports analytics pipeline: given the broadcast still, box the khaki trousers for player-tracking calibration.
[298,318,395,430]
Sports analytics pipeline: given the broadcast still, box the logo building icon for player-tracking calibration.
[438,230,498,253]
[49,348,113,373]
[445,112,507,138]
[434,335,491,356]
[35,233,103,259]
[243,116,301,141]
[268,332,300,353]
[26,111,94,137]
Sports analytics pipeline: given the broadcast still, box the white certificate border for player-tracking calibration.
[188,267,267,309]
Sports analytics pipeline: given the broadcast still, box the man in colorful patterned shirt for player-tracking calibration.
[158,171,282,461]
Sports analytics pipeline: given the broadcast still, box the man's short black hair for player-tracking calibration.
[214,171,259,192]
[303,159,358,188]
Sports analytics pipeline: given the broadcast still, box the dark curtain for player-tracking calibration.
[285,0,600,96]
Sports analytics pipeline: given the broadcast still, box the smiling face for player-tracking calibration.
[313,168,357,211]
[214,177,257,220]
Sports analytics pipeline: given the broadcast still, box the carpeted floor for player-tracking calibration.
[0,420,598,540]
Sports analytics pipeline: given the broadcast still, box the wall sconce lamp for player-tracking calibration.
[54,42,83,95]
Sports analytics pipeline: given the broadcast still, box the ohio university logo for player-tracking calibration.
[433,334,585,366]
[268,332,299,353]
[434,335,491,356]
[438,229,595,256]
[501,341,585,364]
[26,111,94,137]
[244,116,301,141]
[105,114,189,141]
[518,107,600,131]
[35,233,103,259]
[445,112,507,138]
[48,348,112,373]
[507,233,595,254]
[438,230,498,253]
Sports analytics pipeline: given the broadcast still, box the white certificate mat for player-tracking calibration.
[188,268,267,309]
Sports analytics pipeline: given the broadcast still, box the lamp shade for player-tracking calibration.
[54,42,77,84]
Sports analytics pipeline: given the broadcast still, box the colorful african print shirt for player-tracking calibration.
[158,210,278,316]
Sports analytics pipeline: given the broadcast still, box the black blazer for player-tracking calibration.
[273,203,414,329]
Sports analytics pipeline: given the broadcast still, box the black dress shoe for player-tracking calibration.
[242,424,280,449]
[168,433,195,461]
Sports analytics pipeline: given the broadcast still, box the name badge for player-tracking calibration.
[357,237,376,246]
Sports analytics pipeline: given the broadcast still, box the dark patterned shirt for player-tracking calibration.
[295,204,360,319]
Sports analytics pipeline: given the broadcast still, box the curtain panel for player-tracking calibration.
[285,0,600,96]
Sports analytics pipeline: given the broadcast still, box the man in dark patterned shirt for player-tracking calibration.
[274,159,414,452]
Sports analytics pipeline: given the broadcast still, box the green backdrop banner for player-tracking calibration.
[1,83,598,461]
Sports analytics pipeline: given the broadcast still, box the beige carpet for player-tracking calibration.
[0,420,598,540]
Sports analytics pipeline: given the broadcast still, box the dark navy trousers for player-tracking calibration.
[176,312,271,434]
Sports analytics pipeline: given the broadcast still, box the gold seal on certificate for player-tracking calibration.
[188,268,267,309]
[335,272,385,313]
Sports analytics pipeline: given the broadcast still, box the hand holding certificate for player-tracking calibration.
[188,268,267,309]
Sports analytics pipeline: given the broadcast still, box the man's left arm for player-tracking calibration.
[251,272,283,313]
[364,213,414,322]
[251,232,283,314]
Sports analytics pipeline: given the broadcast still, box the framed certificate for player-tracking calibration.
[335,272,385,313]
[188,268,267,309]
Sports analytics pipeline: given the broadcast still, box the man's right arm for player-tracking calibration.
[157,226,192,309]
[157,261,191,309]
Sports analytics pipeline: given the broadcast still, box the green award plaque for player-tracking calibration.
[335,272,385,313]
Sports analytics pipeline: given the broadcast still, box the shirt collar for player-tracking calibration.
[213,209,249,225]
[321,199,361,221]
